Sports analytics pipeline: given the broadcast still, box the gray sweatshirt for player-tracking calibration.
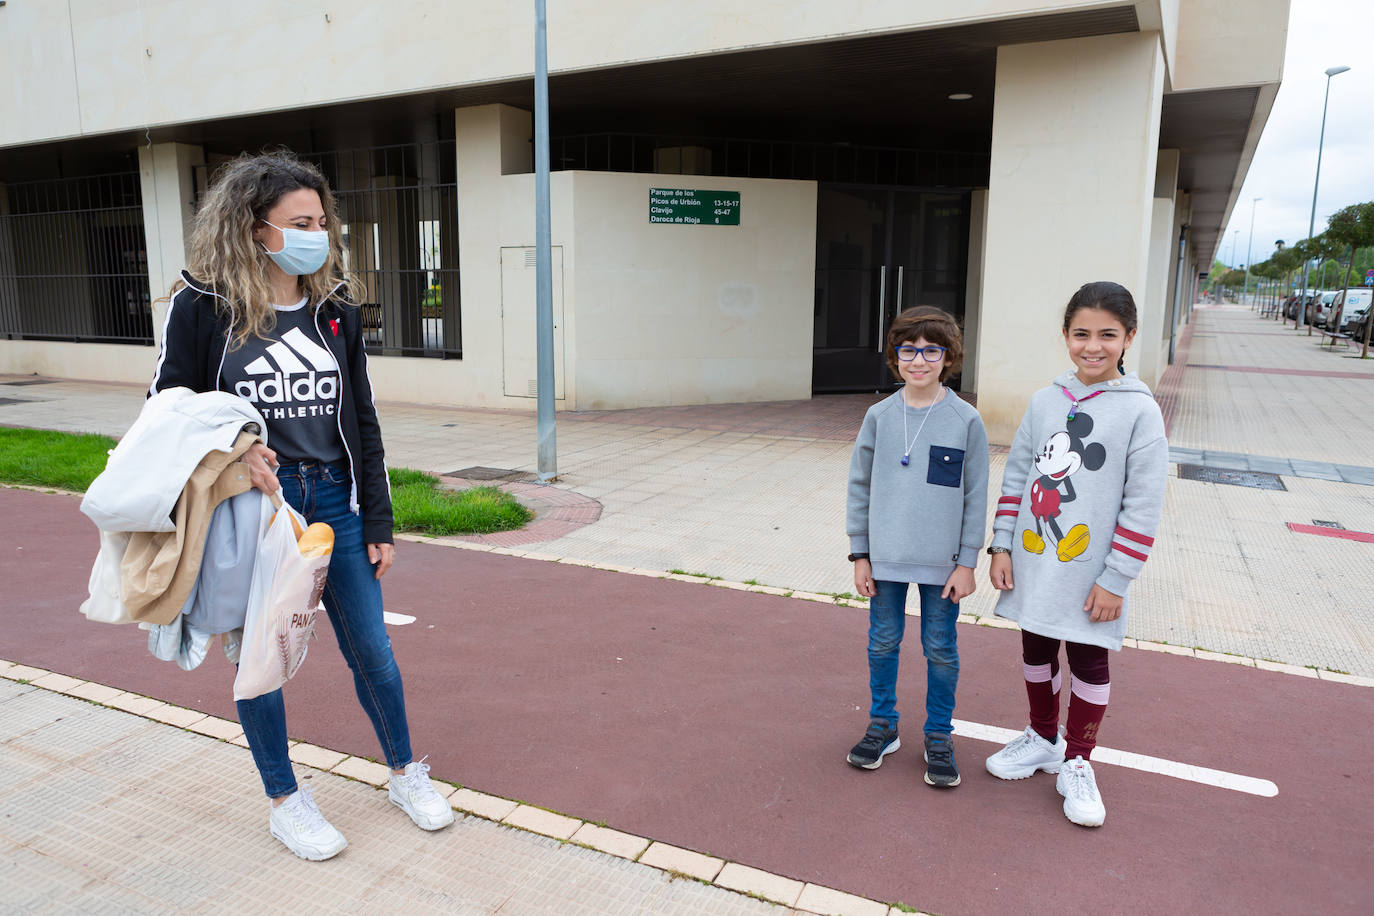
[846,389,990,585]
[990,370,1169,650]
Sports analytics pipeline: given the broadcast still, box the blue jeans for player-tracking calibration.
[236,461,413,798]
[866,580,960,736]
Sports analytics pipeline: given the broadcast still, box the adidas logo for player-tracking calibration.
[234,327,339,409]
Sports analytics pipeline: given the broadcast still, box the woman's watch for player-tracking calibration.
[986,546,1010,555]
[847,552,869,563]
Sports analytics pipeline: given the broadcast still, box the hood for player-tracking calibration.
[1053,369,1153,398]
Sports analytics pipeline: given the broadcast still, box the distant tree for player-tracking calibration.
[1323,202,1374,356]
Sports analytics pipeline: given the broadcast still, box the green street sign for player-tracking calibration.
[649,188,740,225]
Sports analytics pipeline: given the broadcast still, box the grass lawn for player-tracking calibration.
[0,427,118,492]
[388,467,532,536]
[0,427,532,537]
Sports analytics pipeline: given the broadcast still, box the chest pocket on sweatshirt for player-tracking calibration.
[927,446,965,487]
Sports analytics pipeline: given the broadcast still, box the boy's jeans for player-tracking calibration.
[866,579,960,736]
[237,461,413,798]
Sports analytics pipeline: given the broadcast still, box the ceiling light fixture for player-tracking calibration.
[948,92,973,101]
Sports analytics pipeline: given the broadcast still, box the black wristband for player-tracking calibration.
[847,552,869,563]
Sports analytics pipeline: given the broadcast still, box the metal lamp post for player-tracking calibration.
[1244,197,1260,308]
[1298,65,1351,333]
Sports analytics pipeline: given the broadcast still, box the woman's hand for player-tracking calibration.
[1084,584,1123,622]
[942,565,976,602]
[244,441,280,494]
[368,542,394,579]
[989,552,1014,590]
[853,558,876,598]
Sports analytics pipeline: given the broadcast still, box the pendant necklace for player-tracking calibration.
[901,388,943,466]
[1060,386,1103,421]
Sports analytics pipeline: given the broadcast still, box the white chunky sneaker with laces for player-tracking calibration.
[1057,756,1107,827]
[269,786,347,860]
[389,758,455,830]
[985,725,1067,780]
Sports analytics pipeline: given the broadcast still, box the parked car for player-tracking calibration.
[1331,288,1373,333]
[1308,291,1339,326]
[1287,291,1321,321]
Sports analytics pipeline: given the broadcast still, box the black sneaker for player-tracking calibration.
[923,733,960,787]
[846,719,900,769]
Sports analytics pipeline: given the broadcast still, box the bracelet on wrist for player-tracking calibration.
[847,552,869,563]
[986,546,1009,555]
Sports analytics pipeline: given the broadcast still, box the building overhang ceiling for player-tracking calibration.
[3,3,1261,264]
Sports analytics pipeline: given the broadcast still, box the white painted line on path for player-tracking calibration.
[952,719,1278,798]
[382,611,416,626]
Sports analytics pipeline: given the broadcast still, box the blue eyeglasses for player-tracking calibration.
[896,345,948,363]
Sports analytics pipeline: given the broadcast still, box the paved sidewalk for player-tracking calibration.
[3,303,1371,675]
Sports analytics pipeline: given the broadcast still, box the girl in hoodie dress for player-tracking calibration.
[982,281,1168,828]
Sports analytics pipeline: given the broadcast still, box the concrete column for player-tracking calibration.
[138,142,204,345]
[962,188,988,393]
[975,32,1165,442]
[1139,148,1180,387]
[455,104,533,378]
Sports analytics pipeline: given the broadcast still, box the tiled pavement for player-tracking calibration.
[2,303,1371,676]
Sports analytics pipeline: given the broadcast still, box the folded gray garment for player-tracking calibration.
[183,489,266,635]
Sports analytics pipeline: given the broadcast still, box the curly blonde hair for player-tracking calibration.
[170,150,361,347]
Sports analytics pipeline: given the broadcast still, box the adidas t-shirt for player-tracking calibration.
[220,299,345,464]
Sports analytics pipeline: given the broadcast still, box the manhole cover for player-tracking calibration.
[1311,520,1345,529]
[1,379,54,386]
[1177,463,1286,490]
[446,466,534,482]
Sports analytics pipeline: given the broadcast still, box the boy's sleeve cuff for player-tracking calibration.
[1095,568,1132,597]
[956,545,980,568]
[849,535,870,553]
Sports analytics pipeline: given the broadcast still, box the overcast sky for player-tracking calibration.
[1218,0,1374,268]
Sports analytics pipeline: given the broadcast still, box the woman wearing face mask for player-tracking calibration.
[151,150,453,860]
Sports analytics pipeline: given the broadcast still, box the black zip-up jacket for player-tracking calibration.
[150,270,394,544]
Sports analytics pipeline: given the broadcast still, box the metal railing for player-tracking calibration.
[194,140,461,358]
[551,133,990,187]
[0,171,152,345]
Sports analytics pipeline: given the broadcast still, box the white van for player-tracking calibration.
[1331,288,1373,333]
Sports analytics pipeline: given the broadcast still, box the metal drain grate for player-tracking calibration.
[1311,520,1345,529]
[1177,463,1286,491]
[0,397,29,406]
[446,466,535,482]
[1,379,54,386]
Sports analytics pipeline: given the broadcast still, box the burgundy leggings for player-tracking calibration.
[1021,630,1110,760]
[1021,631,1109,684]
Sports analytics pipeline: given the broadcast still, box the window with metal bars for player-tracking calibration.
[0,171,152,345]
[193,140,460,359]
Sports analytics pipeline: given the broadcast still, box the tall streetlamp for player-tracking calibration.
[1244,197,1261,306]
[1298,64,1351,333]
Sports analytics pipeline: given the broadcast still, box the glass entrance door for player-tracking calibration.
[813,186,969,392]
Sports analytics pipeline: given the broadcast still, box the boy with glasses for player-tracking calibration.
[844,306,989,787]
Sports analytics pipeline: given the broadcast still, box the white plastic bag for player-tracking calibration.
[232,497,331,702]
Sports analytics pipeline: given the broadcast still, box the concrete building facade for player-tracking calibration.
[0,1,1289,441]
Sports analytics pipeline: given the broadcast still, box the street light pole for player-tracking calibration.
[533,0,557,479]
[1244,197,1260,308]
[1298,64,1351,333]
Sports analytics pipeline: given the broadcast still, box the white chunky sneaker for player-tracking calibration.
[389,758,455,831]
[985,726,1067,780]
[1057,756,1107,827]
[269,786,347,860]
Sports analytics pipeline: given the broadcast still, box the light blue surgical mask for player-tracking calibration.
[259,221,330,275]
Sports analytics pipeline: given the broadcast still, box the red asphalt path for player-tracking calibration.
[3,488,1371,914]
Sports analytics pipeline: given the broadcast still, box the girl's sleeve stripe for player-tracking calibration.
[995,509,1019,518]
[1111,541,1149,562]
[998,496,1021,505]
[1114,525,1155,547]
